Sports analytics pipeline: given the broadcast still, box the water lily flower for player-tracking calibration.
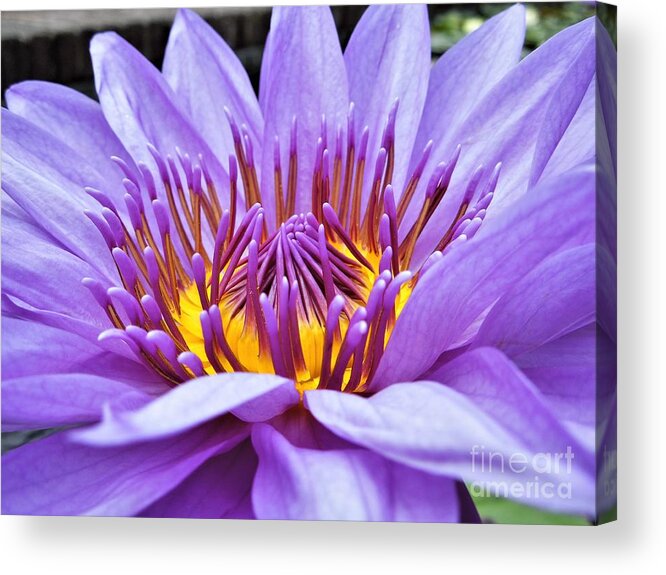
[1,4,614,522]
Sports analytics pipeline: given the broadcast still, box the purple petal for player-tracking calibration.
[519,321,615,431]
[596,19,617,174]
[251,424,459,522]
[307,349,595,515]
[410,17,596,264]
[374,165,595,388]
[2,207,114,323]
[1,320,156,383]
[2,292,125,356]
[1,424,242,516]
[595,22,617,263]
[512,325,598,426]
[2,315,167,431]
[527,46,595,186]
[73,373,298,446]
[596,244,617,342]
[163,9,263,165]
[472,243,596,356]
[2,373,155,432]
[269,406,359,450]
[412,5,525,171]
[259,6,349,219]
[5,80,135,200]
[344,4,430,194]
[139,440,257,519]
[90,32,228,193]
[2,110,117,279]
[539,79,595,182]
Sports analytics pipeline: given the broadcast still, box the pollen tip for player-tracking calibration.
[85,187,115,211]
[426,162,447,198]
[82,277,109,306]
[97,329,120,343]
[152,199,170,236]
[373,148,388,180]
[464,165,485,202]
[224,109,241,141]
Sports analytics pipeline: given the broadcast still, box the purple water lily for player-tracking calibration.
[1,5,614,521]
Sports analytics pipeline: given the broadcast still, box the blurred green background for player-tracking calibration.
[431,2,616,56]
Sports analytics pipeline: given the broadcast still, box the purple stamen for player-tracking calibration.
[199,310,227,373]
[278,277,296,379]
[111,156,139,189]
[102,208,126,248]
[320,114,328,150]
[319,294,346,389]
[425,162,448,199]
[358,126,370,162]
[259,293,286,377]
[138,161,158,201]
[98,328,142,357]
[122,177,143,209]
[82,277,110,308]
[322,203,374,271]
[208,305,245,372]
[381,98,399,149]
[152,199,171,238]
[84,210,116,249]
[330,319,368,390]
[347,102,356,149]
[379,245,393,276]
[124,194,143,231]
[178,351,205,378]
[140,294,163,326]
[108,287,142,324]
[192,253,209,309]
[383,185,400,275]
[112,247,138,291]
[85,187,115,211]
[147,329,189,380]
[318,224,336,304]
[147,144,170,184]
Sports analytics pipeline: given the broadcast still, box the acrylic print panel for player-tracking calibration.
[1,3,617,524]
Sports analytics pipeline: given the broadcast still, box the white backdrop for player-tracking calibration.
[0,0,663,573]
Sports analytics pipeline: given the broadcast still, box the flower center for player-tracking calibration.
[83,101,499,394]
[174,223,406,395]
